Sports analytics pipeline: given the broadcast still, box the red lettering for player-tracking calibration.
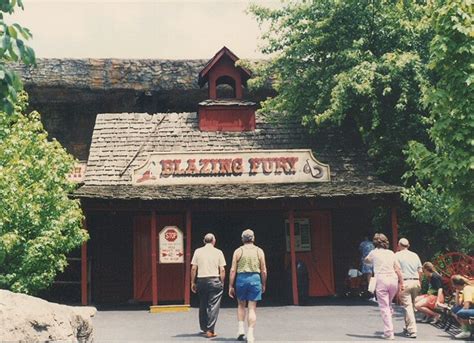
[249,158,261,174]
[160,159,174,177]
[219,159,232,174]
[232,158,243,175]
[173,159,185,175]
[287,157,299,174]
[262,158,274,174]
[199,159,211,174]
[274,158,284,174]
[185,159,199,175]
[210,159,220,174]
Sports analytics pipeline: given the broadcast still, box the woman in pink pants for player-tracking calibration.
[365,233,404,340]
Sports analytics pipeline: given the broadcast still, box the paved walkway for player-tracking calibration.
[92,300,456,342]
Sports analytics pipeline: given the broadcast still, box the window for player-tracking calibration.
[215,75,236,99]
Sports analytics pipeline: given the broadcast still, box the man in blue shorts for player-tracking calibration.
[229,229,267,343]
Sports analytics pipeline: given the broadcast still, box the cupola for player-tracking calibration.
[198,47,256,131]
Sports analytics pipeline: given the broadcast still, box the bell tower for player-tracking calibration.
[198,47,256,131]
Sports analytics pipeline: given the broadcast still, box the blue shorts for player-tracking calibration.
[236,272,262,301]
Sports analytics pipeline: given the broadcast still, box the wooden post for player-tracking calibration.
[81,219,88,306]
[288,209,299,305]
[151,211,158,305]
[391,207,399,252]
[184,208,192,305]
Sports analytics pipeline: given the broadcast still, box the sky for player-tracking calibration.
[13,0,280,59]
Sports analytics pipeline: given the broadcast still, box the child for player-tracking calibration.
[345,264,363,296]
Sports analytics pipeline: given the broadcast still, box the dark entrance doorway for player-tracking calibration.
[191,210,288,306]
[89,212,134,304]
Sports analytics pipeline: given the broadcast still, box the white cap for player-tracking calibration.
[399,238,409,247]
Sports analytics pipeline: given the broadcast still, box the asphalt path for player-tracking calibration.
[92,300,460,342]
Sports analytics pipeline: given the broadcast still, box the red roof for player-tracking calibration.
[198,46,252,88]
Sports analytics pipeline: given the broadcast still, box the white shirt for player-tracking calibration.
[395,249,422,280]
[366,248,399,275]
[191,243,226,278]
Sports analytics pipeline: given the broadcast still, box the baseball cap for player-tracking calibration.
[399,238,409,247]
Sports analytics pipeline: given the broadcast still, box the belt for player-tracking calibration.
[198,276,219,279]
[403,278,419,280]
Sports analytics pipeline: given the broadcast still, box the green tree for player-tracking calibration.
[248,0,432,183]
[0,0,36,114]
[404,0,473,252]
[0,94,87,294]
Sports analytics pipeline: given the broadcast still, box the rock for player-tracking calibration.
[0,290,96,342]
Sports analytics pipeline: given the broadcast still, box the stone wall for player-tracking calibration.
[13,58,208,91]
[14,58,272,160]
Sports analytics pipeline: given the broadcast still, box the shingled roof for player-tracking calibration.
[75,112,401,200]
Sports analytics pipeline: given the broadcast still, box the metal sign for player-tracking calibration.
[132,149,330,185]
[159,226,184,264]
[285,218,311,252]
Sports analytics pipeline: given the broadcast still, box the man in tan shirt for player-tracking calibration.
[191,233,226,338]
[395,238,422,338]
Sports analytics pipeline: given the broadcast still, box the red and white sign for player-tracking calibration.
[159,226,184,264]
[132,149,330,185]
[68,161,87,183]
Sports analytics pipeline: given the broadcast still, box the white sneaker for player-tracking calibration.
[381,334,394,340]
[454,331,471,339]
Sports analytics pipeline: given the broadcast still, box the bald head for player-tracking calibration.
[203,233,215,245]
[241,229,255,243]
[398,238,410,250]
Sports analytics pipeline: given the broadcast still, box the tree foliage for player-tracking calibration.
[404,0,473,252]
[249,0,432,183]
[0,0,35,115]
[0,94,86,294]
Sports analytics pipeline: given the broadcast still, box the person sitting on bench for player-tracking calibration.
[451,275,474,340]
[414,262,444,324]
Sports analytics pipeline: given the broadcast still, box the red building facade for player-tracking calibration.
[16,48,401,307]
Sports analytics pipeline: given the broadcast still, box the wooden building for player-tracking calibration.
[16,48,401,307]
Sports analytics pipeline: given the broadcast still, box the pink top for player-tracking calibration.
[366,248,399,276]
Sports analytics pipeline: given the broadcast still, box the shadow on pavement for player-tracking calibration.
[346,331,383,340]
[173,333,236,341]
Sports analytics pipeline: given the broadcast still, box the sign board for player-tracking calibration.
[68,161,87,183]
[285,218,311,252]
[132,149,330,185]
[159,226,184,264]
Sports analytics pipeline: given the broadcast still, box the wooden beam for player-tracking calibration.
[80,194,398,213]
[391,207,399,252]
[288,208,299,305]
[81,219,88,306]
[151,210,158,305]
[184,208,192,305]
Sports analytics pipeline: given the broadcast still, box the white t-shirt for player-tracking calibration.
[366,248,399,275]
[395,249,422,280]
[191,243,226,278]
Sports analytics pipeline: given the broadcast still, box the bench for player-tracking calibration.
[432,253,474,337]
